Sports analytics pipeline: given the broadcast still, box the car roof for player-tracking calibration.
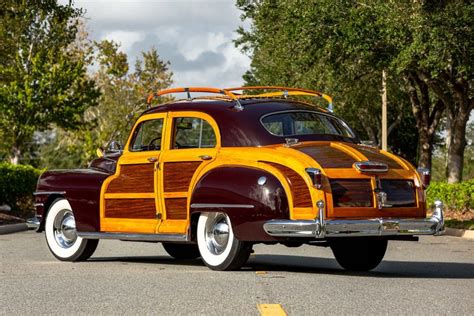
[142,98,357,147]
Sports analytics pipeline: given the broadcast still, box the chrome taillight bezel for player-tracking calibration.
[417,167,431,188]
[353,161,388,173]
[306,168,322,189]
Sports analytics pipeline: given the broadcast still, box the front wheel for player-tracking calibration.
[45,198,98,261]
[330,238,387,271]
[197,212,252,271]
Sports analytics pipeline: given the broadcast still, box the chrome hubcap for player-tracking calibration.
[205,213,230,255]
[53,210,77,248]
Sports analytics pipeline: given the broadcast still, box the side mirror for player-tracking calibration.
[106,141,123,154]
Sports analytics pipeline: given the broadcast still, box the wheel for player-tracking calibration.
[162,243,200,260]
[330,237,387,271]
[45,198,98,261]
[197,212,252,271]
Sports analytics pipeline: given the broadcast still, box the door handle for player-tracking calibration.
[147,157,158,163]
[199,155,212,160]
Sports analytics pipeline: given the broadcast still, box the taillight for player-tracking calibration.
[306,168,322,189]
[417,167,431,188]
[353,161,388,173]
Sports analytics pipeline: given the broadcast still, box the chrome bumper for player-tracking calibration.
[263,200,445,238]
[26,217,41,231]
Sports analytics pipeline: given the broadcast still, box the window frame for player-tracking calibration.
[127,117,165,153]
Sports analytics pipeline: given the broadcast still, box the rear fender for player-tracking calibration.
[190,166,289,241]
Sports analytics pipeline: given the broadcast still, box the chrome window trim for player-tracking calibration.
[259,110,357,139]
[190,203,255,209]
[33,191,66,196]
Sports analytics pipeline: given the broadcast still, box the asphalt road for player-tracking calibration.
[1,231,473,315]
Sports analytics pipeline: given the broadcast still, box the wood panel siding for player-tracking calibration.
[296,145,356,168]
[163,161,202,192]
[165,198,187,219]
[330,179,373,207]
[354,147,402,169]
[264,162,312,208]
[105,198,156,219]
[107,164,154,193]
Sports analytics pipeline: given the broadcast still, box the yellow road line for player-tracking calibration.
[257,304,287,316]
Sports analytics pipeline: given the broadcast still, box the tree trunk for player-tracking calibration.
[446,99,472,183]
[406,72,445,172]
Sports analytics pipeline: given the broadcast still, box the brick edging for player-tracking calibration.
[444,227,474,239]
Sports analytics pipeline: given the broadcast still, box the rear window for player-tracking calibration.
[261,111,355,138]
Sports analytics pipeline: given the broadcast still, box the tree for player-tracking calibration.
[39,41,173,168]
[0,0,100,164]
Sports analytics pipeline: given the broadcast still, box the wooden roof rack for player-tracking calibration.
[147,86,333,112]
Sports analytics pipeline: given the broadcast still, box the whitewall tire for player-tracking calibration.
[197,212,252,271]
[45,198,98,261]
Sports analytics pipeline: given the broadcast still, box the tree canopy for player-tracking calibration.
[235,0,473,181]
[0,0,100,164]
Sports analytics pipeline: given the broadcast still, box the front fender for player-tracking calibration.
[190,166,289,241]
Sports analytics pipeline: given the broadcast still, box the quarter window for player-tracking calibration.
[172,117,216,149]
[130,119,164,152]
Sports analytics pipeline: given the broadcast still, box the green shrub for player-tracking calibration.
[0,163,42,217]
[427,180,474,212]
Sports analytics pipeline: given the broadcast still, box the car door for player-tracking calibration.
[100,113,167,233]
[157,111,220,234]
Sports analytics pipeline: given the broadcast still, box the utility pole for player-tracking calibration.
[382,70,387,151]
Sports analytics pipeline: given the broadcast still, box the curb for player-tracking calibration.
[444,227,474,240]
[0,223,28,235]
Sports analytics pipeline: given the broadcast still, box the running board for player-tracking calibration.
[78,232,188,242]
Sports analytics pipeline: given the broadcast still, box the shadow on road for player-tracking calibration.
[89,254,474,279]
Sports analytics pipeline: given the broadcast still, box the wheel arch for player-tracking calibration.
[189,165,290,242]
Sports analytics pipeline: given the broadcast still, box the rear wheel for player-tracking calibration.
[45,199,98,261]
[330,237,387,271]
[162,243,200,260]
[197,212,252,271]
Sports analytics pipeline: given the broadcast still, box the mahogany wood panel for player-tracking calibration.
[265,162,312,208]
[105,198,156,219]
[107,164,154,193]
[165,198,187,220]
[354,147,402,169]
[163,162,202,192]
[296,145,356,168]
[330,179,373,207]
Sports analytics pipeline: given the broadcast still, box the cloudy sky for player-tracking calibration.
[72,0,251,88]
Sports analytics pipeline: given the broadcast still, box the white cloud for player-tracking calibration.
[70,0,250,88]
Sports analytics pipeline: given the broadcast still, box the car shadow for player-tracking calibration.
[89,254,474,279]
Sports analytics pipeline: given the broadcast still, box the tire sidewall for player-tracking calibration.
[197,212,239,269]
[45,199,85,260]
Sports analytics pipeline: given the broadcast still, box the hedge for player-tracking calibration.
[0,163,42,217]
[427,180,474,212]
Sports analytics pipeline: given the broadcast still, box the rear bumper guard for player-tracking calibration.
[263,200,445,238]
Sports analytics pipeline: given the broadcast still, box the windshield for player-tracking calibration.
[261,111,355,138]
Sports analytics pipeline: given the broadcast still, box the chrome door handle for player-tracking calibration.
[147,157,158,163]
[199,155,212,160]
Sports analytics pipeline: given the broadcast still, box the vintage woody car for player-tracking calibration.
[28,86,444,271]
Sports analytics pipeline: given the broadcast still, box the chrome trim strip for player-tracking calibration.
[263,200,445,238]
[26,217,41,230]
[77,232,189,242]
[34,203,44,207]
[190,203,255,209]
[354,161,389,173]
[33,191,66,196]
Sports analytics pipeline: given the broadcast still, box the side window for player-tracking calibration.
[130,119,164,152]
[172,117,216,149]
